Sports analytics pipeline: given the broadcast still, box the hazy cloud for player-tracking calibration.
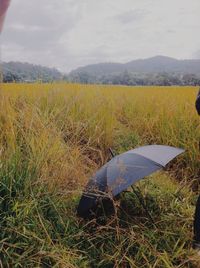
[1,0,200,72]
[114,9,148,24]
[193,50,200,59]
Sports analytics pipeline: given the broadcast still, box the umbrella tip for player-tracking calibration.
[109,148,115,158]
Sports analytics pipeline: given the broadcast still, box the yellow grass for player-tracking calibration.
[0,83,200,267]
[0,83,199,190]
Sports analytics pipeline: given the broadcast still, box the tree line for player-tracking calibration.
[67,71,200,86]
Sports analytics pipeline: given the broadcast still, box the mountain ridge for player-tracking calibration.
[70,56,200,75]
[2,56,200,85]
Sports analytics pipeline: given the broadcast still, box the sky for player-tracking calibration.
[1,0,200,73]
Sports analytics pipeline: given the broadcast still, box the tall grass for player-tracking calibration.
[0,83,199,267]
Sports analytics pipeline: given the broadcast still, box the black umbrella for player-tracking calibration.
[77,145,184,218]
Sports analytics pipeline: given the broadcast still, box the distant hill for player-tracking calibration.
[2,62,63,82]
[68,56,200,85]
[70,56,200,76]
[2,56,200,85]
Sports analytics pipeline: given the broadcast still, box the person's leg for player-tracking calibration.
[194,195,200,248]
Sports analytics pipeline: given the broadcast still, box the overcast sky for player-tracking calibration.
[1,0,200,72]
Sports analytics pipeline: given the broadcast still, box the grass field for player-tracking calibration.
[0,83,200,267]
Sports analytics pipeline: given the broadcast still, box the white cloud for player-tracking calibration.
[1,0,200,72]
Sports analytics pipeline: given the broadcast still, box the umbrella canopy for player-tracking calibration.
[77,145,184,218]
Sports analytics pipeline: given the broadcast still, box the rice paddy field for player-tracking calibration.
[0,83,200,267]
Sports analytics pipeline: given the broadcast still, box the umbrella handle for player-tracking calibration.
[131,186,155,226]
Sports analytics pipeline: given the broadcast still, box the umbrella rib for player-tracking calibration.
[108,164,151,169]
[125,152,165,168]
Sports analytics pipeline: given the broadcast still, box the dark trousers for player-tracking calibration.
[194,195,200,245]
